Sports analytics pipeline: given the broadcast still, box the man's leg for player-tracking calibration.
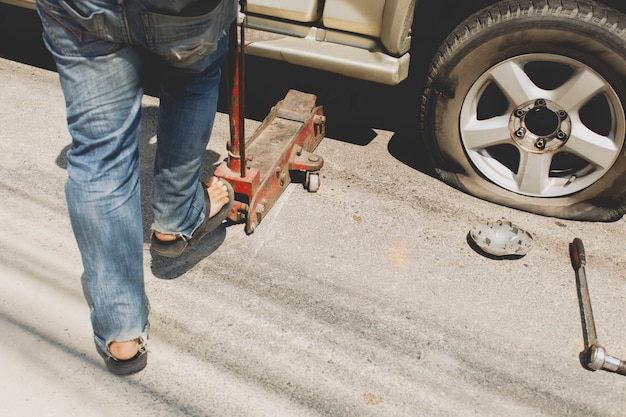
[37,0,149,365]
[151,34,232,241]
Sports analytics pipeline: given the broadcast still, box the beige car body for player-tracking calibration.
[3,0,415,85]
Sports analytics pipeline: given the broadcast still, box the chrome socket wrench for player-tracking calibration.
[570,238,626,375]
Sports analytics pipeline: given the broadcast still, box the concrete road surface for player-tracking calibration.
[1,9,626,417]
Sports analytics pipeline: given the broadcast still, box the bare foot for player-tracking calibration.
[109,339,139,360]
[154,177,230,241]
[153,231,177,241]
[204,177,230,218]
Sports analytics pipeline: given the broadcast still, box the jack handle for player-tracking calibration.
[226,0,247,178]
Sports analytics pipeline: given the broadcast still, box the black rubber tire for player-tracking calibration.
[420,0,626,221]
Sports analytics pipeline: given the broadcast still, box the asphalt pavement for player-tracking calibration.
[1,11,626,416]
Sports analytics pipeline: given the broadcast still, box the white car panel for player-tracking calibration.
[380,0,415,55]
[247,0,322,22]
[245,25,410,85]
[322,0,384,38]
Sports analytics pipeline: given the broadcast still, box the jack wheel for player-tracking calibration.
[306,172,320,193]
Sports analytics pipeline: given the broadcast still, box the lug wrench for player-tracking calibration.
[570,238,626,375]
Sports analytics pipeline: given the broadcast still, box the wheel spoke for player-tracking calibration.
[564,125,618,169]
[515,151,553,195]
[489,61,542,105]
[551,69,606,112]
[462,115,511,150]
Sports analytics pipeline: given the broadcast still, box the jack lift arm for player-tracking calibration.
[215,1,326,234]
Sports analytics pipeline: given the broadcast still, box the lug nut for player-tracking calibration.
[515,128,526,138]
[535,138,547,149]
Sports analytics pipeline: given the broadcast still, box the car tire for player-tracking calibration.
[420,0,626,221]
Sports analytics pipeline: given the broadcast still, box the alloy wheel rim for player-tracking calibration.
[460,53,625,197]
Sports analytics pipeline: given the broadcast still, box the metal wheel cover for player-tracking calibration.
[470,220,533,257]
[460,54,625,198]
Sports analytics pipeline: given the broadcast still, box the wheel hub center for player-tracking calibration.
[525,106,559,137]
[510,99,571,152]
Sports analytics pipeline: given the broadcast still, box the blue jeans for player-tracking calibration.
[36,0,237,356]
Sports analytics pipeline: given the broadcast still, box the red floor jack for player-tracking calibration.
[215,5,326,234]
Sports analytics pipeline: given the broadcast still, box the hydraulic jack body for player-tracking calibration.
[215,11,325,234]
